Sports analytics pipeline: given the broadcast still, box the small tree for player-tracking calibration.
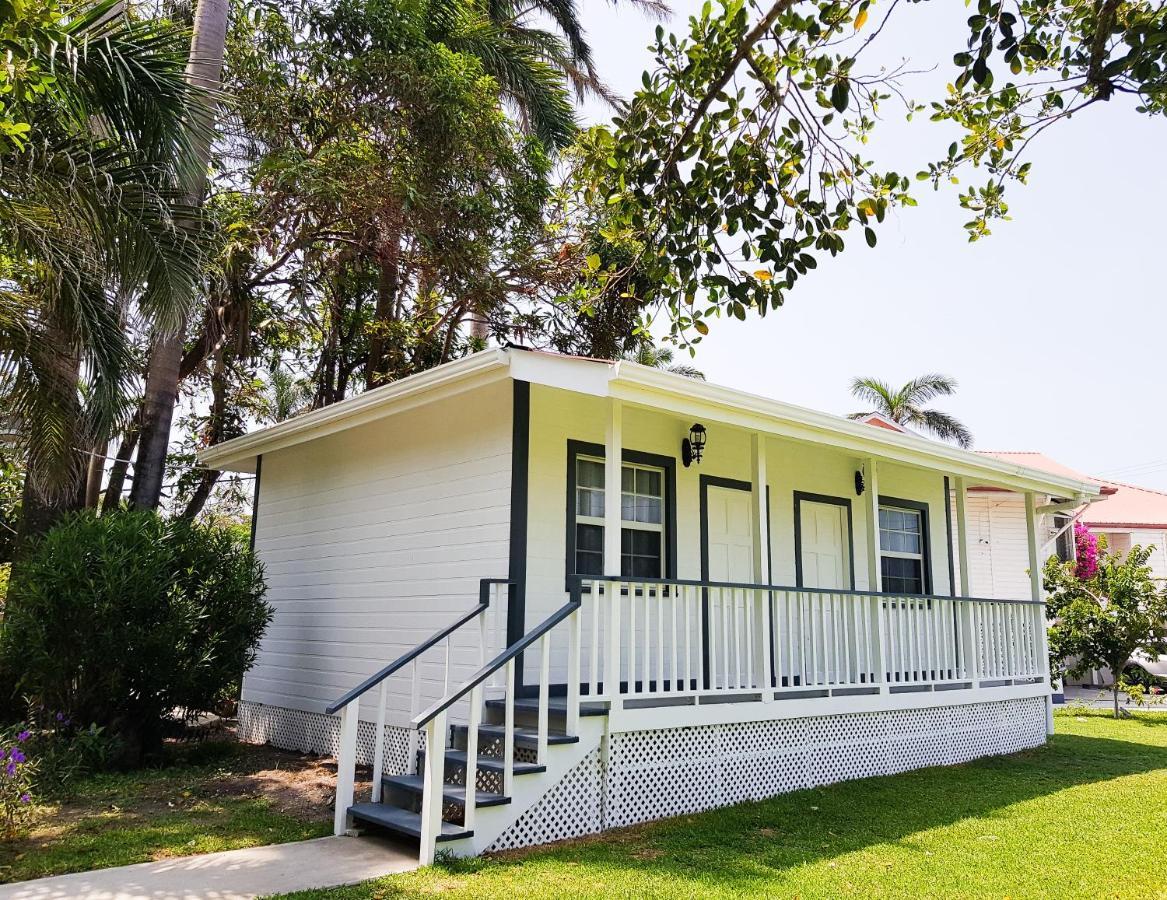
[1045,536,1167,718]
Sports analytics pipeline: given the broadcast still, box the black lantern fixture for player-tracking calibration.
[682,423,707,468]
[854,470,866,496]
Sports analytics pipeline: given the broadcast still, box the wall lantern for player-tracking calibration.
[682,423,707,468]
[854,470,866,496]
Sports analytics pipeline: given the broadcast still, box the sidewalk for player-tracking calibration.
[0,835,416,900]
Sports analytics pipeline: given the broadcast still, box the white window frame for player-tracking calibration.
[879,504,927,594]
[575,455,666,577]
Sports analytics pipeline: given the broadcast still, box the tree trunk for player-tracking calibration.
[1113,683,1121,718]
[84,438,107,508]
[365,250,401,390]
[128,0,230,511]
[102,420,140,512]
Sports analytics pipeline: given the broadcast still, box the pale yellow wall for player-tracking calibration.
[524,384,956,631]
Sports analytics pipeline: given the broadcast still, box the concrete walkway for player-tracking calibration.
[0,836,417,900]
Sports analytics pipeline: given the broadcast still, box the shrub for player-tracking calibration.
[0,725,36,837]
[0,511,272,764]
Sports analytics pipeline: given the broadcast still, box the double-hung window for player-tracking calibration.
[879,504,928,594]
[574,456,665,578]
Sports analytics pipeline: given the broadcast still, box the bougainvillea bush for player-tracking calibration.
[0,511,272,765]
[1074,521,1100,580]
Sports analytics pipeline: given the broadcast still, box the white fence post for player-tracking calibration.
[333,699,359,836]
[371,681,387,803]
[419,712,446,866]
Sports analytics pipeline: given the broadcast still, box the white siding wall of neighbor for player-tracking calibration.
[956,493,1042,601]
[243,379,513,729]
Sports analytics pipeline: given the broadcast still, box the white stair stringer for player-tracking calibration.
[439,716,607,857]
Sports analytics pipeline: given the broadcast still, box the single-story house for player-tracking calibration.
[200,349,1099,863]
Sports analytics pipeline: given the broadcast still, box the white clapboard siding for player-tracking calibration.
[953,493,1045,601]
[243,379,513,726]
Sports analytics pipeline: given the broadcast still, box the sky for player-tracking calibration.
[574,0,1167,490]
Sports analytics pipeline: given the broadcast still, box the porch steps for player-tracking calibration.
[484,697,609,717]
[381,774,511,809]
[348,802,472,843]
[422,748,547,777]
[451,723,579,750]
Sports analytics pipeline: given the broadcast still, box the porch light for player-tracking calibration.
[682,423,707,468]
[855,470,866,496]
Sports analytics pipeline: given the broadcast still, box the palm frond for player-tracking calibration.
[849,376,899,419]
[912,409,974,448]
[899,373,959,406]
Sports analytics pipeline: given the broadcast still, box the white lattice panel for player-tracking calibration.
[487,749,604,851]
[238,700,410,773]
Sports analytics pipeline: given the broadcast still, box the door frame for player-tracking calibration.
[792,491,857,590]
[699,475,754,689]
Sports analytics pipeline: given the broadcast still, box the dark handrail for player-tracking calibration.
[413,597,581,728]
[568,574,1044,607]
[325,579,510,715]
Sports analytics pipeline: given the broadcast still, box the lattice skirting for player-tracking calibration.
[237,700,412,773]
[487,697,1047,851]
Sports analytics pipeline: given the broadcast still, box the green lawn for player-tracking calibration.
[0,737,332,884]
[276,709,1167,900]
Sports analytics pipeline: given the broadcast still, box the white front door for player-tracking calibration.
[799,500,850,589]
[705,485,754,582]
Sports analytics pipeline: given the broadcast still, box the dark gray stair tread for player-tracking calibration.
[452,723,579,747]
[382,774,510,808]
[422,749,545,776]
[484,698,608,716]
[348,802,471,842]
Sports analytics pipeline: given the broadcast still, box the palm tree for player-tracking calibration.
[131,0,230,512]
[623,343,705,380]
[848,374,973,448]
[0,0,208,538]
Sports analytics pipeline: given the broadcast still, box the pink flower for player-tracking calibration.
[1074,522,1099,580]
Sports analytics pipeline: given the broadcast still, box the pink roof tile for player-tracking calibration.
[977,451,1167,529]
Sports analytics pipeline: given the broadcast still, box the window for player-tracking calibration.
[879,504,929,594]
[573,456,665,578]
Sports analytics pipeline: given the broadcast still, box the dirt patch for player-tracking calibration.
[205,752,341,819]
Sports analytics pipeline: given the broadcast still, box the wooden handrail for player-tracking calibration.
[412,597,581,728]
[569,574,1045,607]
[325,578,510,714]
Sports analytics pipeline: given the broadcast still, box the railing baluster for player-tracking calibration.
[629,584,638,695]
[606,583,621,707]
[671,588,680,693]
[408,658,421,775]
[537,633,550,765]
[444,634,451,695]
[567,604,581,735]
[657,586,665,693]
[733,588,743,690]
[464,684,482,833]
[589,583,599,698]
[708,587,718,691]
[371,680,387,802]
[643,586,651,693]
[685,585,694,694]
[503,659,515,795]
[745,588,755,690]
[722,587,732,690]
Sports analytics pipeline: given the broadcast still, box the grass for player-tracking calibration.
[275,709,1167,900]
[0,737,332,884]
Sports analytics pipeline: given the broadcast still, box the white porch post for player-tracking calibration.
[863,458,888,693]
[954,477,978,687]
[604,399,623,709]
[1025,491,1055,735]
[751,433,773,696]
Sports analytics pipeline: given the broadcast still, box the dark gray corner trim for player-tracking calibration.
[792,491,857,590]
[564,440,678,586]
[878,494,934,595]
[509,381,531,664]
[698,475,753,688]
[943,476,957,598]
[249,455,263,554]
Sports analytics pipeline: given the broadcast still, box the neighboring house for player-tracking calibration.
[201,350,1098,864]
[965,451,1167,687]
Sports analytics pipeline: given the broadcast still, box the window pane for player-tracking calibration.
[621,466,635,492]
[577,523,603,552]
[578,487,604,518]
[631,554,662,578]
[621,494,635,521]
[577,550,603,576]
[637,468,662,497]
[631,529,660,555]
[636,496,662,524]
[881,556,923,594]
[577,458,604,489]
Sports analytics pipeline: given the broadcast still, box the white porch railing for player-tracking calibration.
[577,576,1047,703]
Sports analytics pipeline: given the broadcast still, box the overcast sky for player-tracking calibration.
[575,1,1167,489]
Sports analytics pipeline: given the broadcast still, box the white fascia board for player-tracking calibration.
[608,363,1099,499]
[198,350,512,472]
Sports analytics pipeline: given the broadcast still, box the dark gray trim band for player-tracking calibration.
[792,491,857,590]
[249,454,263,554]
[509,381,531,689]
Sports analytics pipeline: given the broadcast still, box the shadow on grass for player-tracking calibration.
[424,728,1167,893]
